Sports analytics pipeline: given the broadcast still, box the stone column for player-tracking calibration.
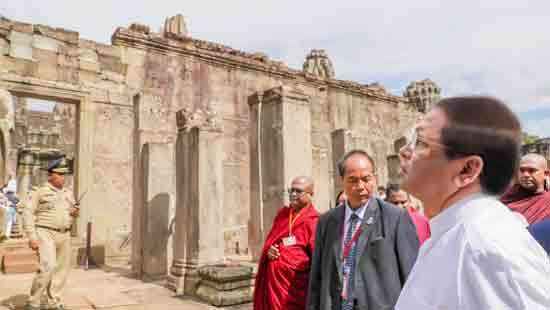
[16,150,36,198]
[141,142,176,280]
[248,86,312,261]
[331,129,354,195]
[386,155,400,186]
[168,108,224,295]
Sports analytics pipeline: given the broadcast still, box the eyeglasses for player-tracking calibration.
[401,128,448,155]
[287,187,310,196]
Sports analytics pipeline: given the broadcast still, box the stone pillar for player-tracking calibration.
[386,155,400,185]
[313,147,331,212]
[17,150,36,198]
[248,86,312,261]
[168,108,224,295]
[141,142,176,280]
[331,129,354,194]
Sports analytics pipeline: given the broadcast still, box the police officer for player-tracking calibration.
[21,158,79,310]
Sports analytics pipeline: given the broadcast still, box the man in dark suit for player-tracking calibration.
[307,150,419,310]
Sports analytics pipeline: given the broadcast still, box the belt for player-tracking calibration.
[36,225,71,233]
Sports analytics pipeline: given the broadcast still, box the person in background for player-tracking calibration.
[253,176,320,310]
[308,150,419,310]
[335,190,347,207]
[385,184,431,245]
[501,153,550,225]
[376,186,386,200]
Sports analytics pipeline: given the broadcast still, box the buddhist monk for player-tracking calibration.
[253,176,320,310]
[501,153,550,224]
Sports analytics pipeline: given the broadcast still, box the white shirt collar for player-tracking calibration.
[429,192,490,239]
[344,199,369,223]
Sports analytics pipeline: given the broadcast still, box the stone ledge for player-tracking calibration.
[197,265,253,283]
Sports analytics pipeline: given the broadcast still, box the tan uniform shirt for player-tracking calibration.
[20,182,76,241]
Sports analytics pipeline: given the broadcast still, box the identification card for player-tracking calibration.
[343,264,351,275]
[282,235,297,246]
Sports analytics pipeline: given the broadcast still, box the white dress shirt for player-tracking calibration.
[343,200,369,242]
[396,193,550,310]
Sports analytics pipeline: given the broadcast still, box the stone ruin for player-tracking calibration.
[0,13,441,305]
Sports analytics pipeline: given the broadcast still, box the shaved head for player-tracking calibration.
[521,153,548,170]
[292,176,314,191]
[518,153,549,193]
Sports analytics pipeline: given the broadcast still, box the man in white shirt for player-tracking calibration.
[396,96,550,309]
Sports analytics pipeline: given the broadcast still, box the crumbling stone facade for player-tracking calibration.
[0,14,440,275]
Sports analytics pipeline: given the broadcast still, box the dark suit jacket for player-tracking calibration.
[307,197,420,310]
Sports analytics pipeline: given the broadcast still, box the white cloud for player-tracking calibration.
[2,0,550,130]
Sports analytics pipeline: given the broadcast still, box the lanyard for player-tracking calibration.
[341,220,362,261]
[288,209,302,236]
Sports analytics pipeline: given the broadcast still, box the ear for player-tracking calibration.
[454,155,483,188]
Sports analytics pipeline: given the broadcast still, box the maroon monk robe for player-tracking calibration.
[253,204,320,310]
[501,184,550,224]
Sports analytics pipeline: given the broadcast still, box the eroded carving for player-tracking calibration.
[303,49,335,79]
[176,106,221,132]
[404,79,441,113]
[163,14,188,38]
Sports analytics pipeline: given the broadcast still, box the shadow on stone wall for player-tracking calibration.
[143,192,171,279]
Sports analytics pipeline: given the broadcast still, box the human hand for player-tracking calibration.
[267,244,280,260]
[70,206,80,217]
[29,239,40,251]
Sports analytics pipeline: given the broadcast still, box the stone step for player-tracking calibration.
[2,248,39,274]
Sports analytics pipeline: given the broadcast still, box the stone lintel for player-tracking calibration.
[248,86,311,107]
[112,27,406,103]
[175,107,221,133]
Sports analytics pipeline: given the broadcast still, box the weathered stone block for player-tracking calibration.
[0,17,13,32]
[195,284,252,307]
[198,265,253,283]
[32,34,62,52]
[31,48,58,81]
[8,31,33,60]
[2,249,39,274]
[8,57,37,76]
[12,21,33,33]
[96,43,121,58]
[0,37,8,55]
[99,54,125,74]
[101,71,125,83]
[34,24,79,44]
[79,47,99,63]
[80,60,101,73]
[57,66,79,84]
[57,49,78,66]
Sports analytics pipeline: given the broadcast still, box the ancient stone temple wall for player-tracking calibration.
[0,14,434,267]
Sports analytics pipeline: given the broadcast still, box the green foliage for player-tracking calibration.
[522,132,540,145]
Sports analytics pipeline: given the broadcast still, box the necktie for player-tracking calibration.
[342,213,359,310]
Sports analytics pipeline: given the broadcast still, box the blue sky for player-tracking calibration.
[3,0,550,137]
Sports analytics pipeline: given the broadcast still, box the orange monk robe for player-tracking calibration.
[253,204,320,310]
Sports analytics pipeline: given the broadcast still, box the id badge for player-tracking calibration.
[282,235,297,246]
[343,264,351,275]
